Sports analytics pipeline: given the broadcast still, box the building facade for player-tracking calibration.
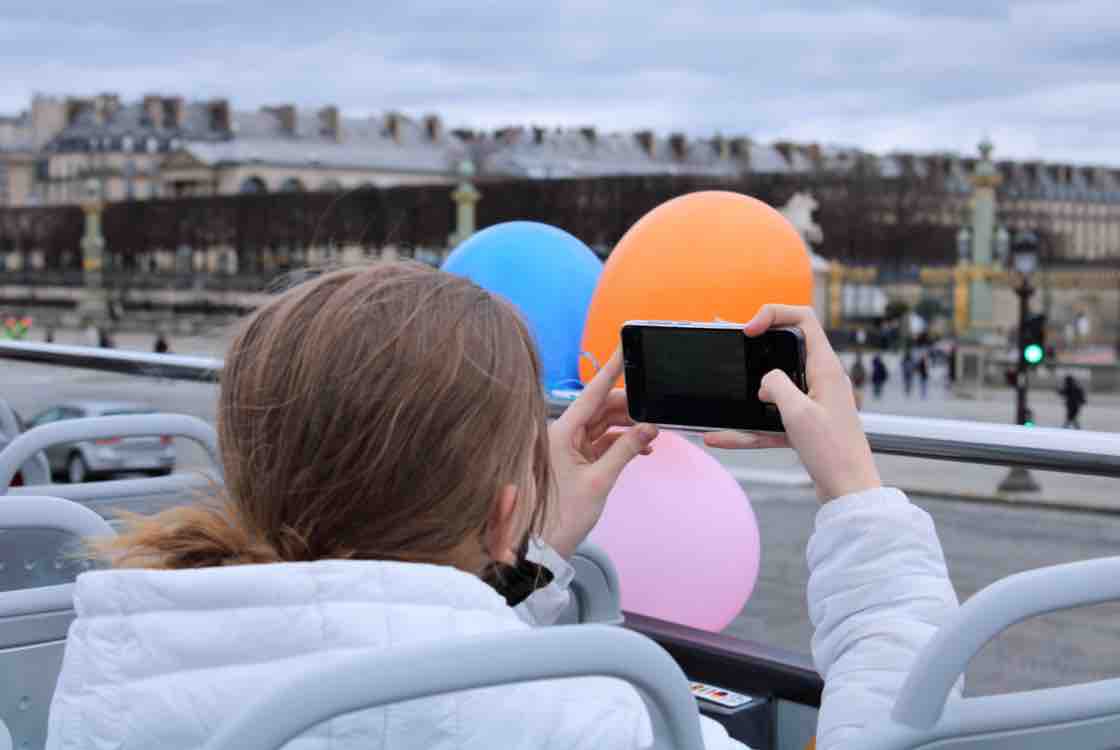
[5,92,1120,261]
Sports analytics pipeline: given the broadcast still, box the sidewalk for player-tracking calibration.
[697,359,1120,513]
[707,442,1120,514]
[23,326,231,359]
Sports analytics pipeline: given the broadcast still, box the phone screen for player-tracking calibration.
[622,324,805,432]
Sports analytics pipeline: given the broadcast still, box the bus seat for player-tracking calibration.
[0,413,223,494]
[0,496,114,750]
[0,400,48,488]
[557,541,624,625]
[0,413,222,521]
[203,624,706,750]
[864,556,1120,750]
[7,471,221,520]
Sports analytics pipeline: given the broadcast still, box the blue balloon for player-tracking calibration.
[442,222,603,392]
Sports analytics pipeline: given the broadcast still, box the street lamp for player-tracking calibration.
[998,229,1042,493]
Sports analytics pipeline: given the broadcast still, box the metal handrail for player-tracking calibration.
[4,340,1120,478]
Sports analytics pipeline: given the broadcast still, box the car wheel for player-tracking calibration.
[67,453,89,484]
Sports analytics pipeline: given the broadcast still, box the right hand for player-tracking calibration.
[703,305,881,503]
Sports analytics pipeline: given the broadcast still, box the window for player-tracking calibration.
[239,176,267,194]
[28,407,62,428]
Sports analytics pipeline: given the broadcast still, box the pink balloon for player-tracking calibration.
[587,431,760,632]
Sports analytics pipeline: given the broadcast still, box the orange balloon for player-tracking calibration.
[579,191,814,383]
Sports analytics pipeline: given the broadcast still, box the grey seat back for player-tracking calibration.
[0,496,115,750]
[865,556,1120,750]
[0,400,48,487]
[557,541,624,625]
[203,624,705,750]
[0,414,222,518]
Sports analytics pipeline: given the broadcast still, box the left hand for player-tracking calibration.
[545,349,658,558]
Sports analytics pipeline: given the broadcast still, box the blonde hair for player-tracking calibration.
[97,262,551,579]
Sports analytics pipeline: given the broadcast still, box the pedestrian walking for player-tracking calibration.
[154,332,170,354]
[871,354,888,399]
[916,354,929,399]
[901,351,915,397]
[850,353,867,410]
[1058,375,1087,429]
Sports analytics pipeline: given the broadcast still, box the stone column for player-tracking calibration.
[447,160,481,252]
[76,179,108,323]
[966,139,1002,339]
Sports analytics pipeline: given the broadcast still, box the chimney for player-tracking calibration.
[580,127,597,145]
[208,98,231,135]
[162,97,184,130]
[264,104,297,136]
[494,126,521,144]
[386,112,402,142]
[94,93,120,125]
[423,114,442,142]
[635,130,654,156]
[318,105,340,141]
[805,143,822,166]
[711,134,729,159]
[669,133,687,159]
[64,98,90,127]
[142,94,162,127]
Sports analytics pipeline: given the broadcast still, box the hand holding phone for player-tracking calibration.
[703,305,882,503]
[621,321,806,433]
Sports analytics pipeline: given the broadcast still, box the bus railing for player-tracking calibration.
[4,340,1120,479]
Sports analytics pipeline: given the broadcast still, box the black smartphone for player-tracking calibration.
[621,321,807,432]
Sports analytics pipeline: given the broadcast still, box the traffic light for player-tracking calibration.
[1021,313,1047,367]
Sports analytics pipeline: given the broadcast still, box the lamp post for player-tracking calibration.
[448,160,480,253]
[998,230,1041,493]
[77,178,109,323]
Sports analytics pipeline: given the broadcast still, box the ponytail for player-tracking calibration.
[90,492,304,570]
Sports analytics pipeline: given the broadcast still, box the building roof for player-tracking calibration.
[476,127,744,179]
[44,98,465,174]
[181,134,458,174]
[0,113,33,151]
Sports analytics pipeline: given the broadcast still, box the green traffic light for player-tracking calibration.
[1024,343,1044,364]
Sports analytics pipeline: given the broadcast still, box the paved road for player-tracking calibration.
[734,484,1120,697]
[6,359,1120,696]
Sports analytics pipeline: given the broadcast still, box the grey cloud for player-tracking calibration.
[2,0,1120,164]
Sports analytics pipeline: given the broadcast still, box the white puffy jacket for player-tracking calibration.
[45,487,956,750]
[809,488,960,749]
[44,542,740,749]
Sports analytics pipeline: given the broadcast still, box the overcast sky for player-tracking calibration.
[3,0,1119,164]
